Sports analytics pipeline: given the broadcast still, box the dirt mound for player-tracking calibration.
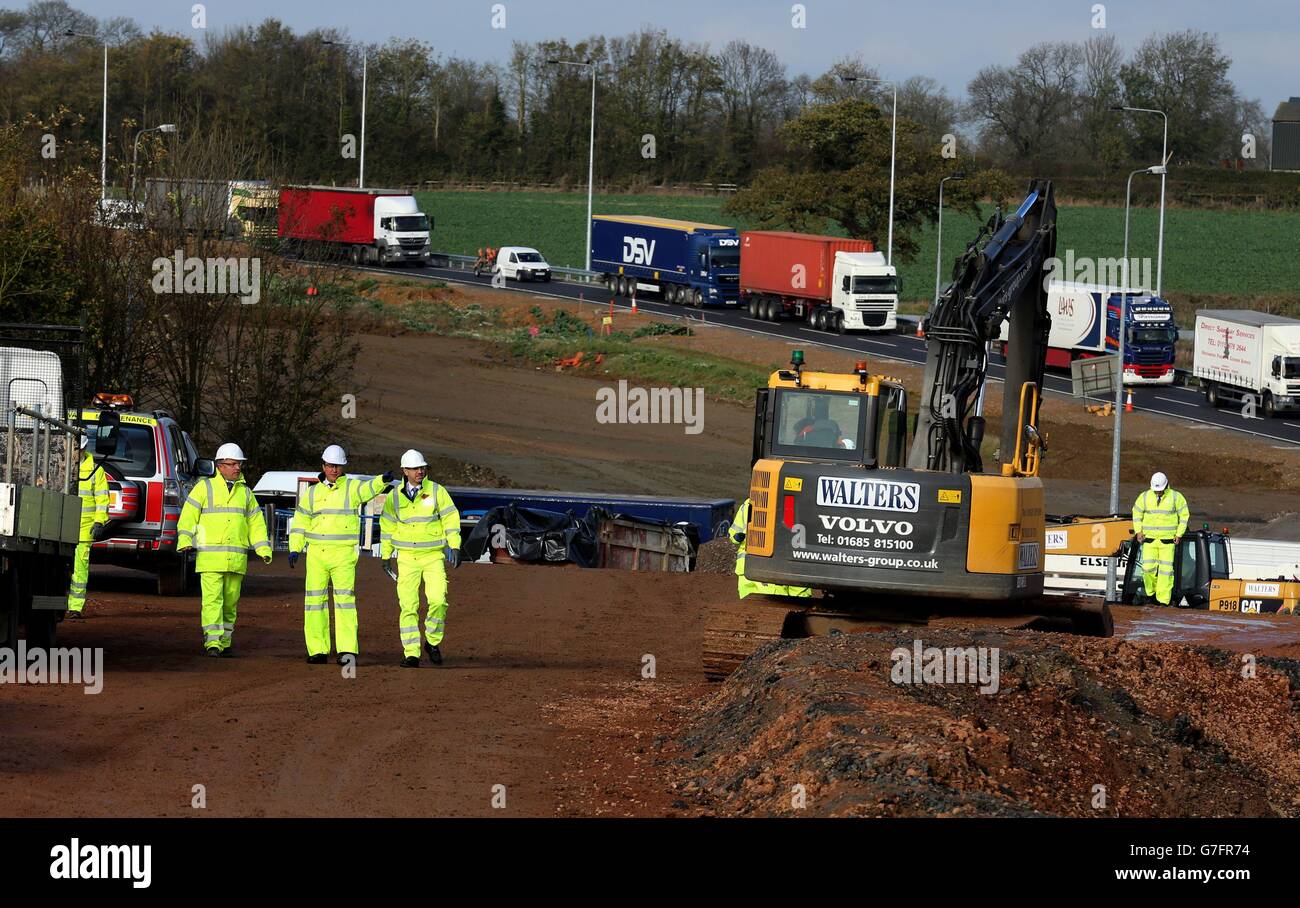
[667,629,1300,817]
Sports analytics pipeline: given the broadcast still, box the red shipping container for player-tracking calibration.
[278,186,400,245]
[740,231,874,302]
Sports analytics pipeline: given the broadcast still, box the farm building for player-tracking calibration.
[1273,97,1300,172]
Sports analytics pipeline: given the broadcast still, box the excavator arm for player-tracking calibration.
[907,179,1057,474]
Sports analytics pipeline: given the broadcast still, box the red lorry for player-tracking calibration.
[277,185,433,267]
[739,231,899,333]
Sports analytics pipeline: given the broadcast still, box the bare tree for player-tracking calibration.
[966,41,1082,164]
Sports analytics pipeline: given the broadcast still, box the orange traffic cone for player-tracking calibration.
[1124,389,1134,413]
[915,320,925,338]
[630,290,638,314]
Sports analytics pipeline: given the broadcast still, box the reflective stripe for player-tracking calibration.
[392,539,444,549]
[305,532,355,541]
[315,508,357,516]
[304,604,327,612]
[295,508,317,518]
[69,583,87,593]
[78,488,96,496]
[398,515,440,524]
[289,527,306,536]
[332,588,355,597]
[335,603,356,610]
[177,529,195,540]
[202,623,224,631]
[204,506,248,515]
[303,588,329,596]
[197,545,255,553]
[184,495,203,509]
[438,506,456,518]
[399,625,420,634]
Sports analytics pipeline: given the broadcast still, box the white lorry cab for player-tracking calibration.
[494,246,552,282]
[373,195,432,265]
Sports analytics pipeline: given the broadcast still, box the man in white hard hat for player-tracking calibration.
[1132,471,1190,606]
[177,443,272,656]
[379,449,461,667]
[288,444,395,665]
[67,433,110,617]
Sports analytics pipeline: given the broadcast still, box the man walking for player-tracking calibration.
[288,445,394,665]
[67,434,109,617]
[176,443,272,656]
[728,498,812,600]
[380,449,461,667]
[1132,471,1190,607]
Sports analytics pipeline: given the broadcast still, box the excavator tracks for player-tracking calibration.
[702,599,804,681]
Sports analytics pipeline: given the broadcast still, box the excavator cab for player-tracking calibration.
[1114,530,1231,608]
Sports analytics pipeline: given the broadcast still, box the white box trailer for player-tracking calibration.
[1194,310,1300,416]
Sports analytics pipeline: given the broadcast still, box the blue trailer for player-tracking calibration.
[590,215,740,307]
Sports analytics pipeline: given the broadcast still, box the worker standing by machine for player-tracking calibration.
[288,445,395,666]
[176,443,272,656]
[66,434,110,618]
[1132,471,1190,606]
[380,449,461,667]
[728,498,812,600]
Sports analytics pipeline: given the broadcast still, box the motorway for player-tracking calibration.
[364,262,1300,449]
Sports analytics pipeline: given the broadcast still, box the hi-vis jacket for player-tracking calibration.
[288,474,391,554]
[1132,488,1190,541]
[77,451,110,540]
[380,479,461,560]
[177,476,272,573]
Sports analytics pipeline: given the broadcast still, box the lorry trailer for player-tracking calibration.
[739,231,898,332]
[590,215,740,307]
[278,186,432,267]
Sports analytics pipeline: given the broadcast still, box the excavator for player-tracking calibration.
[704,180,1115,679]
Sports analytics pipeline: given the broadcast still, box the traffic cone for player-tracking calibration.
[631,290,638,314]
[915,319,925,338]
[1124,389,1134,413]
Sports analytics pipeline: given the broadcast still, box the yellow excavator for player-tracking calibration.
[704,180,1114,679]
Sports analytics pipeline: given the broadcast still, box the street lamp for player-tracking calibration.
[1112,105,1169,295]
[547,58,597,271]
[841,75,897,265]
[1106,163,1166,600]
[934,171,965,306]
[324,39,368,189]
[64,30,108,204]
[132,123,176,198]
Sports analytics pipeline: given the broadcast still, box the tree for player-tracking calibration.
[966,41,1082,165]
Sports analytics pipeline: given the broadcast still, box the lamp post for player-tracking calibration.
[1106,163,1166,600]
[325,39,367,188]
[934,171,965,305]
[64,30,108,204]
[547,58,597,271]
[132,123,176,198]
[840,75,897,265]
[1112,105,1169,295]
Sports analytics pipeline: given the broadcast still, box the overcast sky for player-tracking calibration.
[67,0,1298,111]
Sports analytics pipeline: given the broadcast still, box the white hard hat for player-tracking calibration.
[1150,471,1168,492]
[322,444,347,465]
[79,433,91,449]
[215,442,247,462]
[400,449,427,468]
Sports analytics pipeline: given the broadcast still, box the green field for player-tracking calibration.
[415,190,1300,304]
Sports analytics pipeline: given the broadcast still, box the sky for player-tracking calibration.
[66,0,1299,112]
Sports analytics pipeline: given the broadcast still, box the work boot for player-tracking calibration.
[306,653,327,664]
[337,652,356,666]
[67,610,84,619]
[425,643,443,665]
[400,656,420,668]
[206,647,222,658]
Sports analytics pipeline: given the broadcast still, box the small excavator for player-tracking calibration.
[704,180,1115,679]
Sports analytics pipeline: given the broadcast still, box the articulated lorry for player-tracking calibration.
[1194,310,1300,417]
[739,231,898,333]
[0,325,109,648]
[995,282,1177,384]
[590,215,740,307]
[278,186,433,267]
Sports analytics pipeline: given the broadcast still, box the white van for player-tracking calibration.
[494,246,552,282]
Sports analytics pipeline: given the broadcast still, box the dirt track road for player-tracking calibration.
[0,560,719,818]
